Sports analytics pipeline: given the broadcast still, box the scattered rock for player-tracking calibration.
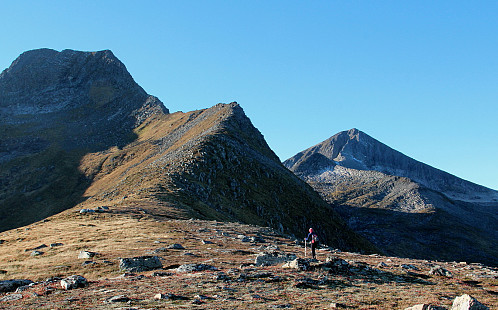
[168,243,185,250]
[402,264,420,271]
[451,294,489,310]
[79,209,96,214]
[429,266,453,277]
[119,256,163,272]
[154,293,189,300]
[148,247,168,254]
[0,294,23,302]
[82,261,97,266]
[177,263,218,273]
[282,258,310,271]
[60,275,88,290]
[404,304,447,310]
[377,262,388,268]
[330,302,346,308]
[0,240,5,244]
[49,243,63,247]
[96,206,109,212]
[0,270,7,274]
[30,250,44,256]
[106,295,130,303]
[254,252,296,266]
[201,240,214,244]
[78,250,98,259]
[152,271,172,277]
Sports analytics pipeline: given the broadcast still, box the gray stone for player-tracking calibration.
[167,243,185,250]
[119,256,163,272]
[78,250,98,259]
[79,208,95,214]
[429,265,453,277]
[451,294,489,310]
[404,304,447,310]
[177,263,218,273]
[154,293,188,300]
[254,252,297,267]
[50,242,63,247]
[30,250,44,256]
[0,279,33,293]
[107,295,130,303]
[282,258,310,271]
[0,293,23,301]
[60,275,88,290]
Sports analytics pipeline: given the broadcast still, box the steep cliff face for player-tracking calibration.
[284,129,498,265]
[0,49,167,231]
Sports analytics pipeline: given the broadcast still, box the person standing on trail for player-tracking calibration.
[305,228,319,259]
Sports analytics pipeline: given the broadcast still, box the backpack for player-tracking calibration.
[311,233,318,244]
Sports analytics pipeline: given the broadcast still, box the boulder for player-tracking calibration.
[451,294,489,310]
[0,279,33,293]
[404,304,447,310]
[177,263,218,273]
[79,209,95,214]
[0,294,23,301]
[119,256,163,272]
[78,250,98,259]
[282,258,310,271]
[429,266,453,277]
[107,295,130,303]
[60,275,88,290]
[254,252,296,267]
[168,243,185,250]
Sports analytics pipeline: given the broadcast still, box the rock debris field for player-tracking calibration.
[0,206,496,309]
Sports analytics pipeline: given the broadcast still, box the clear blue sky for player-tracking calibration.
[1,1,497,190]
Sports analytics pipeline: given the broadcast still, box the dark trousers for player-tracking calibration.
[311,242,317,258]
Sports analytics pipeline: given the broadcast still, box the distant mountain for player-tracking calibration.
[0,50,374,253]
[284,128,498,266]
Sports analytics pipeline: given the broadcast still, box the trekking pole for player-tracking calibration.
[304,239,307,258]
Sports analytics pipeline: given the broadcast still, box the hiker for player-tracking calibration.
[305,228,319,259]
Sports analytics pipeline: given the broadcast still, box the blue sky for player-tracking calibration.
[1,1,497,190]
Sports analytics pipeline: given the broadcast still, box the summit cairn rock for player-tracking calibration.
[451,294,489,310]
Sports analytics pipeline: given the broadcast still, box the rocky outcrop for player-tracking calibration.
[119,256,163,272]
[284,129,498,266]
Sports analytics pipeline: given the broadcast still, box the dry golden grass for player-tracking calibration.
[0,204,496,309]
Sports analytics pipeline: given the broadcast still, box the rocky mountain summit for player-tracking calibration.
[284,129,498,266]
[0,49,372,253]
[0,49,167,231]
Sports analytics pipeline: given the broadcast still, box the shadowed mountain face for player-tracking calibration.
[284,129,498,266]
[0,49,167,231]
[0,50,374,253]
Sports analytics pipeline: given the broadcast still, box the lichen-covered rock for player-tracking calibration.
[451,294,489,310]
[282,258,310,271]
[429,266,453,277]
[119,256,162,272]
[60,275,87,290]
